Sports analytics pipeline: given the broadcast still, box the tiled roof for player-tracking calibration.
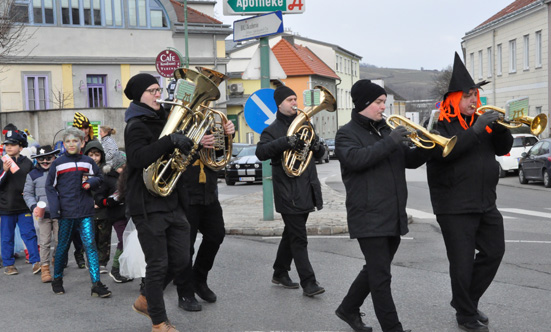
[272,39,339,80]
[475,0,537,28]
[170,0,222,24]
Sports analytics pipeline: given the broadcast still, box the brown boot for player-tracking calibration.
[132,294,150,318]
[151,321,179,332]
[41,264,52,283]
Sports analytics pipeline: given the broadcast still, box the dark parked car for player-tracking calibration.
[315,137,330,164]
[518,138,551,188]
[224,145,262,185]
[325,138,336,159]
[217,143,254,178]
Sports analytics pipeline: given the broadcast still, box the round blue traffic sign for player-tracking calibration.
[244,88,277,134]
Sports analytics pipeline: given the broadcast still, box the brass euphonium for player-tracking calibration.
[143,68,221,197]
[385,114,457,157]
[195,67,234,171]
[476,105,548,136]
[283,86,337,177]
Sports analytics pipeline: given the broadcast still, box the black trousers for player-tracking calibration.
[177,200,225,297]
[340,236,403,332]
[437,208,505,324]
[133,207,190,325]
[273,213,316,288]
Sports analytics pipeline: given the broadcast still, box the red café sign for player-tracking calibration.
[155,49,181,78]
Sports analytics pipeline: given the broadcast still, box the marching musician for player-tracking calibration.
[426,53,513,332]
[334,79,429,332]
[176,121,234,312]
[255,85,326,297]
[123,73,192,332]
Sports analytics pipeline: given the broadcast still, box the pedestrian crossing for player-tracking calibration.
[407,207,551,220]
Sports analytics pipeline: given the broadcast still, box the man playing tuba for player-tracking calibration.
[256,85,326,297]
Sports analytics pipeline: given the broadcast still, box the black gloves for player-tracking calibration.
[286,134,306,151]
[310,135,321,152]
[169,132,194,155]
[472,110,500,134]
[389,125,410,144]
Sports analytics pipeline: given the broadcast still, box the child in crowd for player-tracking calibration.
[84,141,110,274]
[99,125,119,165]
[45,127,111,297]
[94,150,131,283]
[23,145,60,283]
[0,129,40,276]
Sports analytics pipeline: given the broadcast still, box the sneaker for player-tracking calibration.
[132,294,150,318]
[91,281,112,298]
[303,281,325,297]
[178,295,202,312]
[109,268,133,283]
[151,321,179,332]
[52,278,65,294]
[99,265,108,274]
[4,265,19,275]
[32,262,42,274]
[194,281,217,303]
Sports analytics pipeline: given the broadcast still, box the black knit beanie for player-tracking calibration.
[273,85,297,106]
[124,73,159,101]
[351,79,387,112]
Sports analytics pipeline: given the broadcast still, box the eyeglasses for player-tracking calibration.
[145,88,163,95]
[37,156,54,162]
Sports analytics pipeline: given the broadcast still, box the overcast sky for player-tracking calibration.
[213,0,515,70]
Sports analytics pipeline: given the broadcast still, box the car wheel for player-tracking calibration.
[518,167,528,184]
[498,164,506,178]
[543,170,551,188]
[225,178,235,186]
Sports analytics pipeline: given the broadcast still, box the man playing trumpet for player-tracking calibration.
[426,53,513,332]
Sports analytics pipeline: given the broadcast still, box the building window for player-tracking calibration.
[87,75,107,107]
[13,0,55,24]
[24,75,49,110]
[509,39,516,73]
[128,0,168,28]
[104,0,123,26]
[497,44,502,76]
[469,52,474,75]
[523,35,529,70]
[478,50,483,79]
[535,30,542,68]
[487,47,492,78]
[83,0,102,26]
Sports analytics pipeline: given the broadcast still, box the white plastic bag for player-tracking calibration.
[118,218,146,279]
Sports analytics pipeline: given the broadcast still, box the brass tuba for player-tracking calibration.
[385,114,457,157]
[283,86,337,177]
[195,67,234,171]
[476,105,548,136]
[143,68,221,197]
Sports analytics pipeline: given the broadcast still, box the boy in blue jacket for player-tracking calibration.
[46,127,111,298]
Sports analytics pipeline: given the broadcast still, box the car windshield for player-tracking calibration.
[512,136,538,148]
[325,139,335,145]
[237,146,256,157]
[232,144,250,157]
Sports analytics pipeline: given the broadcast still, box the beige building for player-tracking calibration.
[461,0,550,137]
[0,0,231,146]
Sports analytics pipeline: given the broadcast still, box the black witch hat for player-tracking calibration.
[444,52,490,100]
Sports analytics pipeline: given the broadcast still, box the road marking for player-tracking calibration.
[262,236,415,240]
[500,208,551,219]
[406,208,435,219]
[506,240,551,244]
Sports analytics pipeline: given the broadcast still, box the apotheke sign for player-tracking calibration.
[223,0,304,15]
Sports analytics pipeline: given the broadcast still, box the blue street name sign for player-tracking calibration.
[244,88,277,134]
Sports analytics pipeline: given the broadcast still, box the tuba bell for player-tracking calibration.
[476,105,548,136]
[283,86,337,177]
[385,114,457,157]
[143,68,221,197]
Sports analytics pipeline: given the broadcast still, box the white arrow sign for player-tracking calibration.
[233,11,284,42]
[251,93,277,124]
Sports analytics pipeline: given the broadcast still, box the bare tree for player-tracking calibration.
[431,65,452,100]
[51,86,74,109]
[0,0,36,72]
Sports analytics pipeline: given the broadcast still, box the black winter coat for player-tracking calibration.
[181,157,219,206]
[427,114,513,215]
[256,111,323,214]
[0,155,33,214]
[94,167,126,222]
[335,111,429,239]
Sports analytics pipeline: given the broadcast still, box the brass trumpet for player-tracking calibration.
[476,105,547,136]
[385,114,457,157]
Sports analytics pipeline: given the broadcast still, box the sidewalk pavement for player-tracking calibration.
[221,182,385,236]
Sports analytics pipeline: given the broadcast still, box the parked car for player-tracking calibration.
[224,145,262,185]
[315,137,330,164]
[217,143,254,178]
[496,134,539,177]
[325,138,336,159]
[518,138,551,188]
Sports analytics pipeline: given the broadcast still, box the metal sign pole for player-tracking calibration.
[260,36,274,221]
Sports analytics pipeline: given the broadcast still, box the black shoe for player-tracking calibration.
[272,274,299,289]
[458,320,489,332]
[74,251,86,269]
[178,296,202,312]
[91,281,112,298]
[52,278,65,295]
[194,281,217,303]
[109,268,133,283]
[477,310,489,325]
[335,305,373,332]
[303,281,325,297]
